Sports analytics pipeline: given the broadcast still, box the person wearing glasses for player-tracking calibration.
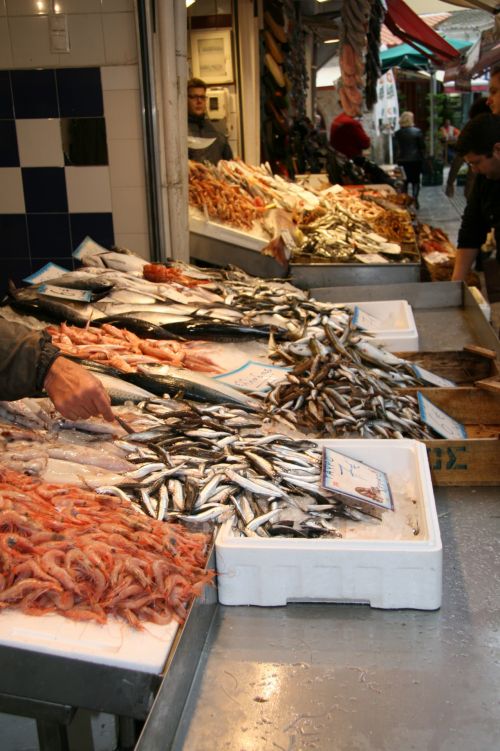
[187,77,233,165]
[451,113,500,282]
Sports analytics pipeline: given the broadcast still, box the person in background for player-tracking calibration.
[187,77,233,165]
[393,111,425,209]
[451,113,500,282]
[329,110,371,161]
[487,64,500,115]
[445,97,491,199]
[0,320,114,422]
[439,118,460,165]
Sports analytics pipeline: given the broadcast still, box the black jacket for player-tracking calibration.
[188,115,233,165]
[457,174,500,255]
[393,126,425,163]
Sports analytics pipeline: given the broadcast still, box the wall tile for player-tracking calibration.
[0,71,13,117]
[17,118,64,166]
[101,64,139,91]
[101,0,134,12]
[0,18,13,68]
[56,67,103,117]
[2,257,34,297]
[113,232,150,260]
[107,138,145,187]
[22,167,68,212]
[50,0,102,12]
[9,15,56,68]
[11,69,58,118]
[64,14,105,67]
[111,186,148,235]
[0,167,25,212]
[27,213,71,258]
[5,0,49,15]
[70,212,114,251]
[103,89,142,139]
[0,214,29,257]
[65,166,112,213]
[102,12,137,66]
[0,119,19,166]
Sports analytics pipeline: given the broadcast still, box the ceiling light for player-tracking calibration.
[186,0,196,7]
[324,38,340,44]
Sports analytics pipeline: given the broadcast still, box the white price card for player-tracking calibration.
[38,284,93,303]
[73,235,109,259]
[321,447,393,515]
[352,306,383,331]
[412,364,455,387]
[417,392,467,439]
[214,360,289,393]
[24,262,70,284]
[355,253,389,264]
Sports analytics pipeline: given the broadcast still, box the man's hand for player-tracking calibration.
[44,357,114,421]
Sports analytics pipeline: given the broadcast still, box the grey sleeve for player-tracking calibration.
[0,320,61,400]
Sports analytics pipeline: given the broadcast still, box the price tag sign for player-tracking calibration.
[73,235,109,260]
[412,364,455,387]
[321,447,393,515]
[214,360,289,393]
[352,306,383,331]
[356,253,389,264]
[23,262,70,284]
[38,284,93,303]
[417,392,467,439]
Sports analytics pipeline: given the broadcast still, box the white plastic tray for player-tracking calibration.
[335,299,419,351]
[0,610,177,673]
[215,439,442,610]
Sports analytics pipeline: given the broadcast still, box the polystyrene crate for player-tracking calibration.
[334,299,419,351]
[215,439,442,610]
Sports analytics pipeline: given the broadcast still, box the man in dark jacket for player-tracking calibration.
[187,78,233,165]
[0,319,113,421]
[451,113,500,282]
[393,111,425,208]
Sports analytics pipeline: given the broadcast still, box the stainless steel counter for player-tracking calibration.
[139,486,500,751]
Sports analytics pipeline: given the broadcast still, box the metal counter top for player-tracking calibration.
[139,486,500,751]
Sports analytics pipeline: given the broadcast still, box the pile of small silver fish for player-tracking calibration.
[262,314,431,439]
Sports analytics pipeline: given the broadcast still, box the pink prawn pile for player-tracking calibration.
[0,469,212,628]
[47,322,222,374]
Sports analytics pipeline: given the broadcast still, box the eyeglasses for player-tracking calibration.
[188,94,206,101]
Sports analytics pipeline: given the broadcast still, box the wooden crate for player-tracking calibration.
[396,349,499,385]
[415,387,500,487]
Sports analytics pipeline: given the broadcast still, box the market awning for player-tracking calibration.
[381,38,472,73]
[384,0,464,63]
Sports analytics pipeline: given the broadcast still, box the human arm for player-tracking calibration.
[43,356,114,421]
[0,319,113,420]
[451,248,479,281]
[221,139,233,161]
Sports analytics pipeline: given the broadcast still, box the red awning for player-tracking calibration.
[385,0,462,64]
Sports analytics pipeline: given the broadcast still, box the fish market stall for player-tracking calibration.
[188,160,423,287]
[0,253,499,750]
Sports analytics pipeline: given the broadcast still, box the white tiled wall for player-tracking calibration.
[0,2,150,260]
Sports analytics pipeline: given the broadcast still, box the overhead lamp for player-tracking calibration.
[186,0,196,7]
[324,38,340,44]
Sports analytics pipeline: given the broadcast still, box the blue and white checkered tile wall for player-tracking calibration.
[0,67,114,295]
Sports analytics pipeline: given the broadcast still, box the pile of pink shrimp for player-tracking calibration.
[47,322,223,374]
[0,469,212,628]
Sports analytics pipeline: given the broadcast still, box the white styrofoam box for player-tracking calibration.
[0,610,178,673]
[189,213,268,252]
[333,299,419,352]
[215,439,442,610]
